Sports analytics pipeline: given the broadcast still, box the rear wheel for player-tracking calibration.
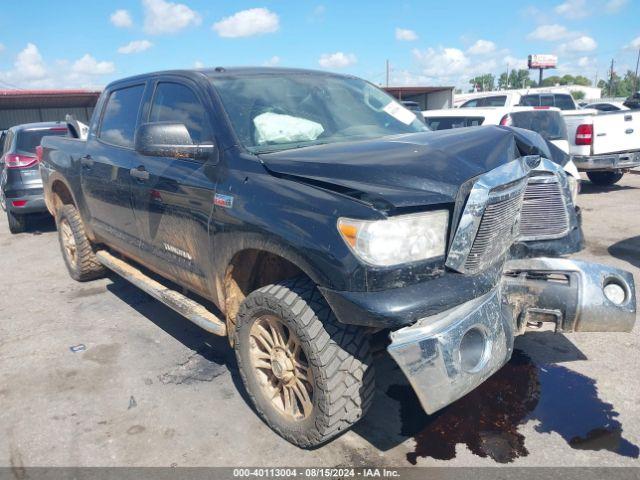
[587,171,624,185]
[56,204,106,281]
[7,210,26,234]
[234,276,375,448]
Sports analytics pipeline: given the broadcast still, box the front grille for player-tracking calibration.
[519,177,570,240]
[464,185,526,273]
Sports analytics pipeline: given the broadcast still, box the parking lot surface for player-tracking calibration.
[1,174,639,468]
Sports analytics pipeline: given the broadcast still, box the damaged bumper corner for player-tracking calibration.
[387,287,515,414]
[387,257,636,415]
[503,257,636,333]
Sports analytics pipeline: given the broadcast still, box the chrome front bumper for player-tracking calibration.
[387,257,636,415]
[572,151,640,171]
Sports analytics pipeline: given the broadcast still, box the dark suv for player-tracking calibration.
[0,122,68,232]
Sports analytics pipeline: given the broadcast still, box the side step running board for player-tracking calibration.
[95,250,227,336]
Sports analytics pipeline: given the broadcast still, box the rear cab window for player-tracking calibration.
[553,94,576,110]
[98,84,146,148]
[509,111,567,141]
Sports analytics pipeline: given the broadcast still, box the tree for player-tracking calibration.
[571,90,586,100]
[539,74,592,87]
[497,69,533,90]
[468,74,495,92]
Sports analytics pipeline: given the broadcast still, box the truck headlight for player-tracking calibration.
[567,174,580,205]
[338,210,449,266]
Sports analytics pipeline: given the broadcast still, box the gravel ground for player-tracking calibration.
[0,173,639,468]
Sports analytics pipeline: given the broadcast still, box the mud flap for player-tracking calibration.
[503,258,636,333]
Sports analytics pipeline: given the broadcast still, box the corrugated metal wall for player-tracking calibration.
[0,106,94,130]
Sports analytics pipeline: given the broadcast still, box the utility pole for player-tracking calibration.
[634,49,640,93]
[608,58,615,98]
[385,59,390,88]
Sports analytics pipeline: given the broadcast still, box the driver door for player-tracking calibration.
[130,77,217,295]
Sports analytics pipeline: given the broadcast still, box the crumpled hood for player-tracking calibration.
[259,125,563,210]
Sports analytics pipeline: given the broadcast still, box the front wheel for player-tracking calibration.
[234,277,375,448]
[587,171,624,185]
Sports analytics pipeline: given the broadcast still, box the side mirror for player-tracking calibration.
[134,122,216,161]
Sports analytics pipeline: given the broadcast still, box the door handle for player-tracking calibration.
[80,155,93,169]
[130,166,150,181]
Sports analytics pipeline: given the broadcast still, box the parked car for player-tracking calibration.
[624,92,640,109]
[401,100,421,112]
[455,91,640,185]
[584,101,629,112]
[0,122,68,233]
[40,67,636,448]
[563,108,640,184]
[422,106,581,200]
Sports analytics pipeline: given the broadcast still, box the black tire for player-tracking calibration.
[234,276,375,448]
[587,171,624,185]
[56,204,106,282]
[7,210,26,234]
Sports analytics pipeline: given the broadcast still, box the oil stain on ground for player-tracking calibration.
[387,350,639,464]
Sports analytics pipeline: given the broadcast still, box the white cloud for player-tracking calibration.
[606,0,628,13]
[577,56,594,67]
[143,0,201,35]
[72,54,115,75]
[412,47,470,76]
[318,52,357,69]
[212,8,279,38]
[0,45,116,89]
[15,43,47,79]
[194,60,205,68]
[264,56,281,66]
[117,40,153,54]
[559,35,597,53]
[0,44,5,53]
[527,24,571,41]
[110,9,133,28]
[555,0,589,19]
[467,39,496,55]
[626,36,640,50]
[395,28,418,41]
[502,55,529,70]
[313,5,326,17]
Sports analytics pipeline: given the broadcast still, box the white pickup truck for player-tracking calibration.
[452,90,640,185]
[563,109,640,184]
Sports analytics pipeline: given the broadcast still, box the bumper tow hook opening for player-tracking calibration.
[459,327,489,373]
[603,278,627,305]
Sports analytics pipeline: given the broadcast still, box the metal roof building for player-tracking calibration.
[0,90,101,130]
[383,86,455,110]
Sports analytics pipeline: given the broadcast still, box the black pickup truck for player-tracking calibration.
[40,67,637,447]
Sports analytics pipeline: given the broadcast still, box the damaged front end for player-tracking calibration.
[387,155,636,416]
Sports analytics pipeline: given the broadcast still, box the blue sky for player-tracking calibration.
[0,0,638,90]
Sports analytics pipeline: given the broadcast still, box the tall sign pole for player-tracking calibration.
[634,49,640,93]
[528,54,557,86]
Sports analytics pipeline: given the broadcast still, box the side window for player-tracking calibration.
[3,131,14,156]
[461,99,479,108]
[1,131,10,156]
[149,82,211,143]
[99,84,145,148]
[484,96,507,107]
